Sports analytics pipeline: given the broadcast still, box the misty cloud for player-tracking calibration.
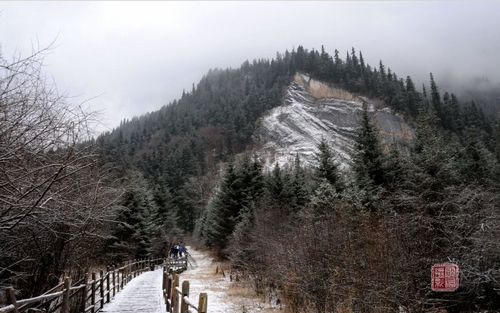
[1,1,499,132]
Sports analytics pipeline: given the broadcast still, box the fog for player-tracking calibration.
[1,1,499,132]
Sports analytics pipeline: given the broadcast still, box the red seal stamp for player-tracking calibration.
[431,263,459,292]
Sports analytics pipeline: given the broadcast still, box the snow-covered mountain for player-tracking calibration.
[253,73,414,170]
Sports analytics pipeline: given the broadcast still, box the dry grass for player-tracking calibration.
[227,284,258,298]
[293,72,356,101]
[226,277,285,313]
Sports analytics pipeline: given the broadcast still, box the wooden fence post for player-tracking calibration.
[127,261,130,281]
[162,269,167,292]
[80,273,88,313]
[165,274,172,311]
[106,268,111,303]
[130,261,133,280]
[180,280,189,313]
[91,272,96,313]
[112,268,116,297]
[123,263,127,285]
[171,274,179,313]
[5,287,19,313]
[123,262,127,284]
[100,270,104,309]
[198,293,208,313]
[120,269,124,289]
[61,277,71,313]
[132,260,136,278]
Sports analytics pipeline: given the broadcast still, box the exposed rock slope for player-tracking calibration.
[254,73,414,170]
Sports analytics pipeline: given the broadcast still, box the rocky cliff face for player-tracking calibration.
[253,73,414,170]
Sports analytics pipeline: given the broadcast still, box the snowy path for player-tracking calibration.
[100,247,278,313]
[101,268,166,313]
[181,247,279,313]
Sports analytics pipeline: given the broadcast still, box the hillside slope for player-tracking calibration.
[254,73,414,169]
[97,46,497,235]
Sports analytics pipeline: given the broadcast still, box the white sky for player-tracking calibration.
[1,1,499,133]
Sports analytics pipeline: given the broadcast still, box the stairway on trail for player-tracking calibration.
[101,268,166,313]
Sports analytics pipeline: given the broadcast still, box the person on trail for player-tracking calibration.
[179,243,187,257]
[170,245,178,258]
[175,244,181,258]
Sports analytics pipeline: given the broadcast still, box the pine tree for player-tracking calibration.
[314,139,343,192]
[334,49,341,65]
[351,47,359,71]
[333,49,341,80]
[239,154,264,206]
[449,93,462,131]
[266,163,289,202]
[405,76,420,117]
[308,181,340,217]
[379,61,386,79]
[460,128,497,184]
[153,183,175,222]
[203,158,264,250]
[382,145,406,191]
[351,105,386,209]
[108,172,159,261]
[495,121,500,163]
[494,121,500,184]
[359,51,366,72]
[441,92,454,130]
[203,197,225,248]
[227,199,255,268]
[411,113,461,196]
[353,105,385,186]
[290,154,310,210]
[203,163,240,249]
[429,73,444,125]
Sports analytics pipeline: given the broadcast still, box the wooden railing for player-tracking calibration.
[165,257,188,273]
[0,258,165,313]
[162,257,207,313]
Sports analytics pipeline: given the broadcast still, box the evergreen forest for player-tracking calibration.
[1,45,499,312]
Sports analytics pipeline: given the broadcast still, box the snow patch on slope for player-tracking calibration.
[254,73,413,171]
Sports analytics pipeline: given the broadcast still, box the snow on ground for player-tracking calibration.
[101,268,166,313]
[100,247,279,313]
[181,247,281,313]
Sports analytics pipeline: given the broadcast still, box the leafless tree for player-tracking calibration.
[228,182,500,313]
[0,49,121,297]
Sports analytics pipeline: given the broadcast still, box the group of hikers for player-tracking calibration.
[169,242,187,259]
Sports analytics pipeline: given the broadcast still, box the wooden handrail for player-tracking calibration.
[162,261,208,313]
[0,257,165,313]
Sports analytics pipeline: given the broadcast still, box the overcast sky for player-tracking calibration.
[1,1,499,133]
